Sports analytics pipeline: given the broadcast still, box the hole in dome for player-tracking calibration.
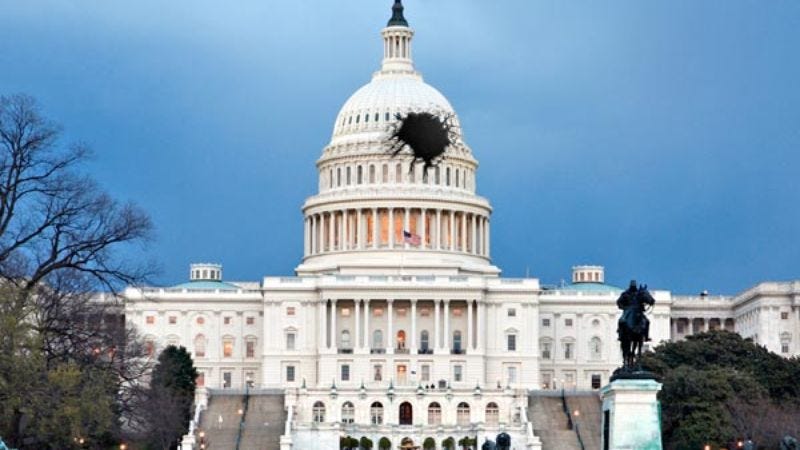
[387,112,456,179]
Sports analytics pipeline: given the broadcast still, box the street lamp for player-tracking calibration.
[120,444,127,450]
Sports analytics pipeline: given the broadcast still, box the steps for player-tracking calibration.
[198,395,245,449]
[529,392,601,450]
[238,394,286,450]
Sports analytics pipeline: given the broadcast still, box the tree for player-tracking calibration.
[642,331,800,450]
[442,437,455,450]
[143,346,198,450]
[378,437,392,450]
[458,436,477,450]
[0,94,153,448]
[423,437,436,449]
[340,436,359,450]
[360,436,374,449]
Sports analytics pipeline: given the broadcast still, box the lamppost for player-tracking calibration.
[573,410,584,450]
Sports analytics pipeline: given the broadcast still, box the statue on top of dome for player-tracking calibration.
[387,111,456,178]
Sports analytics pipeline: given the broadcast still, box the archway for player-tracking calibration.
[399,401,413,425]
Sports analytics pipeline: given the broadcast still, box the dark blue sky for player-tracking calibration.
[2,1,798,294]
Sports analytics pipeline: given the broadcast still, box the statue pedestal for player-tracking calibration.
[600,378,662,450]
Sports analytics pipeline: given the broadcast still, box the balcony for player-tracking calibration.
[395,348,410,354]
[451,348,465,355]
[417,348,433,355]
[338,348,353,354]
[370,348,385,354]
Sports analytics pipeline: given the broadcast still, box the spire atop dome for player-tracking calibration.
[387,0,408,27]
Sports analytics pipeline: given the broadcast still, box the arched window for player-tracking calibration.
[589,337,602,359]
[373,330,384,350]
[453,330,463,353]
[420,330,430,352]
[340,330,352,350]
[144,336,156,357]
[455,169,460,187]
[371,402,384,425]
[456,402,470,426]
[427,402,441,425]
[337,168,342,187]
[399,401,413,425]
[329,169,333,188]
[382,164,389,183]
[194,334,206,357]
[313,401,325,423]
[485,402,499,425]
[357,166,363,184]
[369,165,376,184]
[396,330,406,350]
[409,163,416,183]
[346,166,351,185]
[435,166,441,185]
[341,402,355,424]
[446,167,451,186]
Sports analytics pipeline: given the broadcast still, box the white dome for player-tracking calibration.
[330,74,461,146]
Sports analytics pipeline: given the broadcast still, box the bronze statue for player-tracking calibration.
[612,280,656,380]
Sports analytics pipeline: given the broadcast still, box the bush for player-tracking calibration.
[423,437,436,449]
[379,437,392,450]
[360,436,374,449]
[442,437,455,449]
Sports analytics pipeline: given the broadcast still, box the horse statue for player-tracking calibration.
[616,280,655,372]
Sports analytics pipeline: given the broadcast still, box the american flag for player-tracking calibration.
[403,230,421,246]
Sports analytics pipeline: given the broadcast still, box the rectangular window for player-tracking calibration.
[373,364,383,381]
[223,371,232,388]
[341,307,351,317]
[196,372,205,387]
[246,317,255,325]
[676,321,685,333]
[146,315,155,325]
[541,372,552,389]
[373,307,384,317]
[286,366,296,382]
[564,343,574,360]
[591,374,602,389]
[541,342,552,360]
[286,306,296,316]
[421,364,430,382]
[169,316,177,324]
[341,364,350,381]
[782,343,790,354]
[781,312,789,320]
[565,318,573,327]
[542,318,551,327]
[507,366,517,385]
[507,335,517,351]
[420,307,430,317]
[508,308,516,317]
[246,341,255,358]
[224,317,232,325]
[454,365,463,382]
[223,340,234,358]
[286,333,296,350]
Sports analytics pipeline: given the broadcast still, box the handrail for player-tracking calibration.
[234,385,250,450]
[562,391,585,450]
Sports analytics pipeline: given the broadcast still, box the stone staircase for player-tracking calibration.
[529,392,601,450]
[198,394,246,449]
[238,394,286,450]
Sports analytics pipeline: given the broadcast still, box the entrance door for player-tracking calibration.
[399,402,413,425]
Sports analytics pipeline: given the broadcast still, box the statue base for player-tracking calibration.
[600,378,663,450]
[610,366,658,382]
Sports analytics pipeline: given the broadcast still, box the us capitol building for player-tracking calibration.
[124,2,800,449]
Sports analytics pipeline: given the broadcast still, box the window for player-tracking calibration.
[313,401,325,423]
[508,308,516,317]
[373,364,383,381]
[146,316,155,325]
[196,372,205,387]
[246,339,256,358]
[223,337,234,358]
[194,334,206,358]
[427,402,442,425]
[396,364,407,384]
[371,402,384,425]
[224,317,232,325]
[341,364,350,381]
[420,307,430,317]
[540,340,552,360]
[421,364,430,382]
[144,339,155,356]
[420,331,430,352]
[677,321,686,333]
[453,330,462,352]
[456,402,470,426]
[373,330,384,349]
[542,318,550,327]
[541,373,552,389]
[169,316,177,324]
[341,307,351,317]
[507,366,517,385]
[357,166,363,184]
[286,332,296,350]
[246,317,255,325]
[454,365,463,382]
[782,343,790,353]
[565,318,573,327]
[286,307,296,316]
[369,165,376,183]
[589,337,602,359]
[564,342,574,360]
[485,402,499,426]
[373,307,384,317]
[346,166,351,185]
[591,374,602,389]
[507,334,517,351]
[223,371,232,388]
[782,312,789,320]
[340,330,352,350]
[286,365,295,382]
[341,402,355,424]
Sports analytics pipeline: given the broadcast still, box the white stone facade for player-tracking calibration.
[123,3,800,449]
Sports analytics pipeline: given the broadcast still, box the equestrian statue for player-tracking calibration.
[611,280,657,380]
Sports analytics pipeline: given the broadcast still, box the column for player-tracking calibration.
[471,214,477,254]
[467,300,473,350]
[420,209,427,249]
[355,300,361,350]
[310,216,316,254]
[403,207,410,248]
[449,211,456,251]
[388,208,394,248]
[461,212,467,252]
[443,300,450,352]
[319,300,327,349]
[303,218,309,256]
[330,300,337,351]
[411,300,417,351]
[387,299,394,354]
[477,301,484,351]
[372,208,378,249]
[357,209,363,250]
[328,212,334,252]
[364,299,371,351]
[342,209,348,250]
[485,218,491,256]
[434,300,441,351]
[436,209,442,250]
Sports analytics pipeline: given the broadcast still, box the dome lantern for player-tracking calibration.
[381,1,415,74]
[387,0,408,27]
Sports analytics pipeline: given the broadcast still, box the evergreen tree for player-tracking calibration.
[144,345,198,450]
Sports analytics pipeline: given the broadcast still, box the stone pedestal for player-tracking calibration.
[600,378,662,450]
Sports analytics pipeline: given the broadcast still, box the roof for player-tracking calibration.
[171,280,240,291]
[557,282,623,294]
